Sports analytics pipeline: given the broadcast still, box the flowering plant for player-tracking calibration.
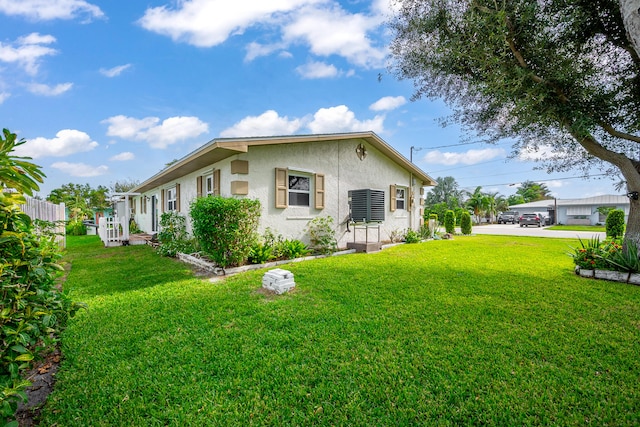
[569,237,621,270]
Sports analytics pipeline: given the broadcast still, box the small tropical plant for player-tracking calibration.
[248,242,274,264]
[389,228,404,243]
[403,228,421,243]
[157,211,195,257]
[305,216,337,254]
[602,239,640,273]
[280,239,310,259]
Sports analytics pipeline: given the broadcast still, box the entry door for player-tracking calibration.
[151,195,158,232]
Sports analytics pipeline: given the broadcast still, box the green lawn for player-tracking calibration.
[547,225,606,232]
[41,235,640,426]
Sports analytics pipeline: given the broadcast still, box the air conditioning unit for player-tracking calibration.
[349,189,385,223]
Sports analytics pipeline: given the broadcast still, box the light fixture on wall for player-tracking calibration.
[356,143,367,160]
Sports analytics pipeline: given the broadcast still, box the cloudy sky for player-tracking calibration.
[1,0,620,199]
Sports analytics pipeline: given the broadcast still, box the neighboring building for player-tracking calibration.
[129,132,436,249]
[509,195,629,225]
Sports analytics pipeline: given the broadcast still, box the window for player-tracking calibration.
[275,168,324,209]
[205,175,214,196]
[167,187,177,211]
[396,187,406,210]
[288,174,310,206]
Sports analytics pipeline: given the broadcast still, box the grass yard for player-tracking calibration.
[41,235,639,426]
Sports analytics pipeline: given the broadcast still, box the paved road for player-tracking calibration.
[468,223,606,240]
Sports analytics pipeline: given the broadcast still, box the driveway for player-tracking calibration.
[468,223,606,240]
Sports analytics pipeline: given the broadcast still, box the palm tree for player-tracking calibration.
[465,186,489,224]
[0,128,45,196]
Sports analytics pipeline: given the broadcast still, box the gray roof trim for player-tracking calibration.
[132,131,436,194]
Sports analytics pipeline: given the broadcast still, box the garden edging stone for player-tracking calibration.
[575,267,640,285]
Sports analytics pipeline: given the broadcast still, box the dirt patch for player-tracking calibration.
[15,349,61,427]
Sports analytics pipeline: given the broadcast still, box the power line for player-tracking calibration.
[459,173,610,189]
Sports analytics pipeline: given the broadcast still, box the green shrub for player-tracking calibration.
[248,229,309,264]
[460,211,472,235]
[1,127,84,424]
[156,212,193,257]
[444,210,455,234]
[305,216,337,254]
[606,209,625,238]
[248,242,274,264]
[403,228,421,243]
[1,193,84,424]
[65,220,86,236]
[190,196,261,268]
[280,239,310,259]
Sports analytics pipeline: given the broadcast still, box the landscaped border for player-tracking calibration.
[575,267,640,285]
[177,248,357,278]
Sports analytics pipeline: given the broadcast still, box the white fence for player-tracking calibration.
[19,196,66,248]
[98,216,122,247]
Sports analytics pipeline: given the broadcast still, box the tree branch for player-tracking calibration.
[599,121,640,143]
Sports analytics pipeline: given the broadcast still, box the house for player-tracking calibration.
[509,195,629,225]
[129,132,436,250]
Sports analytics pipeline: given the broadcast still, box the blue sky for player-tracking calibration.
[0,0,621,200]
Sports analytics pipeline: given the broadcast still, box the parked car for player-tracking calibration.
[519,213,544,227]
[498,211,520,224]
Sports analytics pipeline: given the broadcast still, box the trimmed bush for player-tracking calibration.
[606,209,625,238]
[305,216,337,254]
[444,210,455,234]
[404,228,421,243]
[190,196,261,268]
[460,211,472,235]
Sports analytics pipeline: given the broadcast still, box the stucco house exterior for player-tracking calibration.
[129,132,436,249]
[509,195,629,225]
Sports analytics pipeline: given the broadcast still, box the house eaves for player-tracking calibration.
[133,132,436,194]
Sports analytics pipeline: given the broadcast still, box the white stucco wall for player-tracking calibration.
[132,138,427,249]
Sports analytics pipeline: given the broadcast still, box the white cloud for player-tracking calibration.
[282,4,387,68]
[51,161,108,177]
[0,0,104,21]
[423,148,506,166]
[14,129,98,158]
[139,0,386,69]
[102,115,209,149]
[369,96,406,111]
[109,152,135,161]
[138,0,317,47]
[295,61,338,79]
[100,64,131,77]
[27,82,73,96]
[220,110,303,138]
[308,105,384,134]
[220,105,386,138]
[0,92,9,103]
[0,33,57,75]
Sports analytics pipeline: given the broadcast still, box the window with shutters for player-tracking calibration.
[275,169,324,209]
[205,175,214,196]
[288,174,310,206]
[166,187,177,211]
[395,187,406,210]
